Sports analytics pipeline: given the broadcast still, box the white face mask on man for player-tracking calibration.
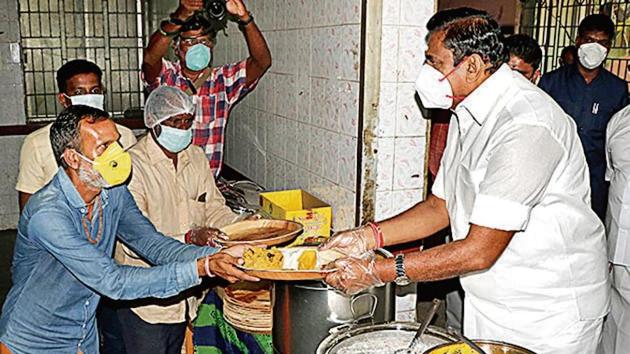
[577,42,608,70]
[414,61,466,110]
[64,94,105,110]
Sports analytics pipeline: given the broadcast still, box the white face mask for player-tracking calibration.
[415,63,456,110]
[64,94,105,110]
[578,42,608,70]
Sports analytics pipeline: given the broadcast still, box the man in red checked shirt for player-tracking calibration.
[143,0,271,176]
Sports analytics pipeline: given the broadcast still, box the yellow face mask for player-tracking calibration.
[76,142,132,187]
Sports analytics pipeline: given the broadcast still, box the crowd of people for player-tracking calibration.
[0,2,629,354]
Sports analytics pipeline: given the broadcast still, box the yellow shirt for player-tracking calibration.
[115,133,239,324]
[15,123,137,194]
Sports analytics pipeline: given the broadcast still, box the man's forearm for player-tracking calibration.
[376,225,514,283]
[241,20,271,85]
[378,194,450,247]
[142,8,190,83]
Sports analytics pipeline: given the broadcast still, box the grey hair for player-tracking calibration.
[50,105,110,168]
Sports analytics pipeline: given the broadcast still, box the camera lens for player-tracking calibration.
[206,0,225,19]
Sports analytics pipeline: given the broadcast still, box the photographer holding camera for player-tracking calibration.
[142,0,271,177]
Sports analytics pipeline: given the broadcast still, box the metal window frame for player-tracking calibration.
[18,0,148,122]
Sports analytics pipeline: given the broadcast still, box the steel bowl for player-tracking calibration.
[424,340,537,354]
[317,322,456,354]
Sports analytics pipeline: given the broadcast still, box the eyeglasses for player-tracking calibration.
[180,37,213,47]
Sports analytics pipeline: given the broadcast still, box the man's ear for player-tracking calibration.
[63,149,82,170]
[465,54,487,83]
[57,93,71,108]
[532,69,541,83]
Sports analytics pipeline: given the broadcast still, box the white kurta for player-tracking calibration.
[432,64,610,354]
[600,104,630,354]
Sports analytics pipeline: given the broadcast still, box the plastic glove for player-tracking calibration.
[187,227,227,247]
[323,251,384,296]
[319,226,375,257]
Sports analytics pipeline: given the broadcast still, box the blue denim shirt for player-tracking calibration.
[0,169,218,354]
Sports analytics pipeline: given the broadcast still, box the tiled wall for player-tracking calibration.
[219,0,362,230]
[374,0,435,221]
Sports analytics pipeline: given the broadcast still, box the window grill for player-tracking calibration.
[520,0,630,83]
[18,0,148,122]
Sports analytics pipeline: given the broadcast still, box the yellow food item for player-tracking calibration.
[428,343,476,354]
[297,249,317,270]
[243,247,283,270]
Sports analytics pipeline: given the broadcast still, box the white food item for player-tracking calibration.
[332,331,444,354]
[279,247,320,270]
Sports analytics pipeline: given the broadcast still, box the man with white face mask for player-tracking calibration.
[16,59,137,212]
[539,14,629,221]
[322,7,609,353]
[112,86,246,353]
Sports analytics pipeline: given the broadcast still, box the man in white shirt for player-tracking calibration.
[322,8,609,354]
[600,104,630,354]
[16,59,136,212]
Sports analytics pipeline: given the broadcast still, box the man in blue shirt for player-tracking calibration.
[539,14,629,221]
[0,105,257,354]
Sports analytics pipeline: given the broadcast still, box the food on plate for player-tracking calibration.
[243,247,283,270]
[242,246,344,271]
[297,249,317,270]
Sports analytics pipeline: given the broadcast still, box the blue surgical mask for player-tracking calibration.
[155,125,192,153]
[185,44,212,71]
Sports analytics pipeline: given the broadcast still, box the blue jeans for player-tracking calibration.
[98,298,127,354]
[117,308,186,354]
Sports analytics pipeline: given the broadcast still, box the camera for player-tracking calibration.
[204,0,227,21]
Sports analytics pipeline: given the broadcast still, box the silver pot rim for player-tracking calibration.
[316,321,455,354]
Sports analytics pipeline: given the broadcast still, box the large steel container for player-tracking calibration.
[272,250,395,354]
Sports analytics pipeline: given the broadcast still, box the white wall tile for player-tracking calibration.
[339,135,358,191]
[376,138,395,191]
[296,0,312,29]
[338,80,360,137]
[333,186,357,230]
[399,0,434,27]
[397,26,427,83]
[395,83,426,137]
[310,77,327,128]
[296,72,311,124]
[380,26,399,83]
[393,137,425,190]
[340,0,362,25]
[296,123,311,173]
[391,189,423,215]
[310,27,327,78]
[309,126,325,174]
[328,26,342,79]
[339,25,361,81]
[322,130,340,184]
[382,0,401,25]
[375,191,394,221]
[285,118,299,165]
[378,82,397,137]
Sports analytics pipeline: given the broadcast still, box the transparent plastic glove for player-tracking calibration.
[319,226,375,257]
[323,251,384,296]
[187,227,227,247]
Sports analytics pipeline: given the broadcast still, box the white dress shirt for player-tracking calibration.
[606,104,630,266]
[432,64,609,352]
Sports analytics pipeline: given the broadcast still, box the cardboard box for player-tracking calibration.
[260,189,332,238]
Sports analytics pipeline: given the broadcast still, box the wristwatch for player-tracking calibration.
[394,254,411,286]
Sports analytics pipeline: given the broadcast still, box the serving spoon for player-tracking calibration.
[446,326,487,354]
[395,298,442,354]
